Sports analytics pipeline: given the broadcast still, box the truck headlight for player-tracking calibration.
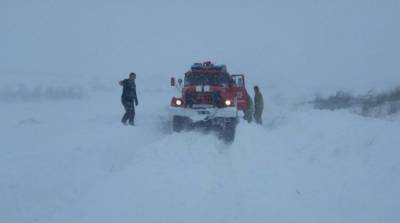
[176,99,182,106]
[224,99,232,106]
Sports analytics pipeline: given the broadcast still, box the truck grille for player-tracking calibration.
[185,92,222,107]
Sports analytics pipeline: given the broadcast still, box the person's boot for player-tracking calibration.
[121,112,130,125]
[129,114,135,126]
[121,117,128,126]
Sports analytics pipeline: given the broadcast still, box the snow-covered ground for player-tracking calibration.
[2,1,400,222]
[1,73,399,223]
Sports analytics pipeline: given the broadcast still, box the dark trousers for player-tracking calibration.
[254,110,263,125]
[121,98,135,125]
[244,110,253,123]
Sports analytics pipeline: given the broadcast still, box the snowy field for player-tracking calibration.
[1,73,399,223]
[2,0,400,222]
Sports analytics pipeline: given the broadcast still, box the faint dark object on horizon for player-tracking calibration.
[314,91,354,110]
[0,85,86,102]
[18,118,41,126]
[313,86,400,117]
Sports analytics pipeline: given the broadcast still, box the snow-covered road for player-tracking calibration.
[1,74,399,223]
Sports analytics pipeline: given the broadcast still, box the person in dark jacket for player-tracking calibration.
[119,72,139,125]
[253,85,264,125]
[244,94,254,123]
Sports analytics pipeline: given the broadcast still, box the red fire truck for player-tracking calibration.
[170,62,250,142]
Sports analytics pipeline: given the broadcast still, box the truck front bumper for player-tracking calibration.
[170,106,238,122]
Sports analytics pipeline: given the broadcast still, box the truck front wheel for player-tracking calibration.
[172,116,187,132]
[221,118,237,143]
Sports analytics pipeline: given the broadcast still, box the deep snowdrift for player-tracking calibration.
[1,74,399,223]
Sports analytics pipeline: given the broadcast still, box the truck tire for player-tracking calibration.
[221,118,237,143]
[172,116,186,132]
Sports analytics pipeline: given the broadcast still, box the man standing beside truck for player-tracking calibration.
[244,95,254,123]
[253,85,264,125]
[119,72,139,126]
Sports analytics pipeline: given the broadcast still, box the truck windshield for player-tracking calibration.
[184,73,229,86]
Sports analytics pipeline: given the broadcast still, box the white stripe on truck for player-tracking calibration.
[196,85,202,92]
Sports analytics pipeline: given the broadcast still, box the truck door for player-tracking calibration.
[230,74,249,111]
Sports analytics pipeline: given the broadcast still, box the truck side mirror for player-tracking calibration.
[171,77,175,87]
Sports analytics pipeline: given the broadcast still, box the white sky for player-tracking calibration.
[1,0,399,89]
